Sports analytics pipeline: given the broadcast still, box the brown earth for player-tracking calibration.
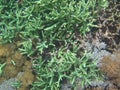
[0,44,35,90]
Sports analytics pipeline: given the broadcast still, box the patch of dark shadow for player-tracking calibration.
[53,40,65,49]
[113,35,120,44]
[61,77,69,85]
[42,48,51,61]
[105,48,114,53]
[76,48,84,58]
[102,38,111,45]
[102,38,117,52]
[90,26,99,33]
[114,15,120,21]
[73,26,81,37]
[28,84,33,90]
[104,19,111,24]
[108,25,117,33]
[101,27,107,33]
[87,32,96,40]
[42,52,51,61]
[98,17,104,24]
[116,4,120,10]
[38,30,43,39]
[66,43,73,52]
[31,69,37,75]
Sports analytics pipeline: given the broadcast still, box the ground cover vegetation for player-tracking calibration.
[0,0,109,90]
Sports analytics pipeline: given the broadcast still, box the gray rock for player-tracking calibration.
[0,78,16,90]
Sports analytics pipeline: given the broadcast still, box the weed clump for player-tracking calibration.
[32,50,101,90]
[0,0,109,90]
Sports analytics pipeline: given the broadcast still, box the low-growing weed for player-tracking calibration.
[11,81,22,89]
[32,49,101,90]
[0,0,108,90]
[0,63,6,76]
[0,0,108,44]
[18,39,35,56]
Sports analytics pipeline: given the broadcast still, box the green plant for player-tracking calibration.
[18,39,35,56]
[97,0,108,9]
[0,63,6,76]
[11,81,22,89]
[0,0,108,90]
[36,41,48,54]
[17,0,108,56]
[31,48,101,90]
[0,0,108,44]
[0,0,109,60]
[0,0,28,44]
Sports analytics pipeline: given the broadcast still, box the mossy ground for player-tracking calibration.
[0,43,35,90]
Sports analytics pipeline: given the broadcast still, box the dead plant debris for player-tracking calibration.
[88,1,120,53]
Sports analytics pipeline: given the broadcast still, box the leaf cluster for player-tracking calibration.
[0,0,108,44]
[0,0,108,90]
[32,49,101,90]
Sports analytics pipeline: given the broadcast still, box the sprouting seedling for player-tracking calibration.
[0,63,6,76]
